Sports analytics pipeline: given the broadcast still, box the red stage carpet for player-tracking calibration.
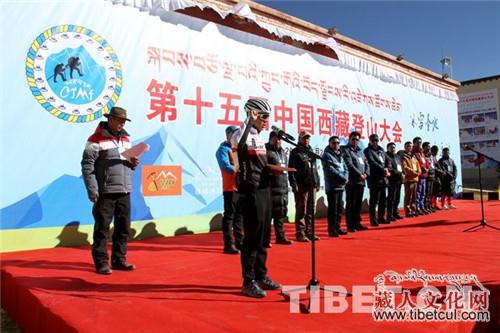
[2,200,499,333]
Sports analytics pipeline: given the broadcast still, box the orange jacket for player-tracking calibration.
[402,152,421,183]
[412,148,429,179]
[216,141,237,192]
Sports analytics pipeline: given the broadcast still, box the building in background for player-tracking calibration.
[458,75,500,191]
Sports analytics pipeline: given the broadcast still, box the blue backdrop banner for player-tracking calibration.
[0,0,460,251]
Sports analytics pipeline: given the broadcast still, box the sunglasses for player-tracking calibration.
[258,114,269,120]
[351,138,360,141]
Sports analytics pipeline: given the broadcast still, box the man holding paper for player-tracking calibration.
[81,106,139,275]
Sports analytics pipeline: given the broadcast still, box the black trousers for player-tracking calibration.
[222,191,244,248]
[239,188,271,284]
[369,186,387,222]
[345,184,364,229]
[425,180,434,209]
[432,179,442,197]
[386,182,402,219]
[264,194,288,245]
[326,190,343,234]
[92,193,131,267]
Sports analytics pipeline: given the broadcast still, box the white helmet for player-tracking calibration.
[244,98,271,116]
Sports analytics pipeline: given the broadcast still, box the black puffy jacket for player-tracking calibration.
[386,152,404,184]
[364,145,389,188]
[288,143,320,188]
[266,143,289,195]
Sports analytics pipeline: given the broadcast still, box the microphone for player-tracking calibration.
[271,125,295,141]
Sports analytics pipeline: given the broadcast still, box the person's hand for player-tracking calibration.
[292,186,299,193]
[384,168,390,177]
[342,179,348,185]
[360,174,367,180]
[90,196,98,203]
[130,157,139,167]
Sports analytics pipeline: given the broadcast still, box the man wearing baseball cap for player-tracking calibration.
[81,106,139,275]
[288,130,320,242]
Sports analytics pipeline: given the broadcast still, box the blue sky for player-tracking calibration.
[258,1,500,82]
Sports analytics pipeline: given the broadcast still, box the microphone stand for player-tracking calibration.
[462,147,500,232]
[278,134,351,313]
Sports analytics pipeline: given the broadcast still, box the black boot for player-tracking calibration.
[224,244,240,254]
[276,237,293,245]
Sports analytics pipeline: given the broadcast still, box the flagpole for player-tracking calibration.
[478,158,486,224]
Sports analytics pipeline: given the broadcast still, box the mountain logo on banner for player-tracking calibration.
[25,25,123,123]
[142,165,183,196]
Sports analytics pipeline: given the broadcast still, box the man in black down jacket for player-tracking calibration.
[364,134,390,226]
[288,130,320,242]
[265,132,293,246]
[438,148,457,209]
[341,131,370,232]
[385,142,404,221]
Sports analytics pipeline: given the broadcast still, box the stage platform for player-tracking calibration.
[2,200,499,333]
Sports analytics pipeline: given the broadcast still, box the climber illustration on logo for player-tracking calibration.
[26,25,122,122]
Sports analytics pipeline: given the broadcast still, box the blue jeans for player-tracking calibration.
[416,179,427,210]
